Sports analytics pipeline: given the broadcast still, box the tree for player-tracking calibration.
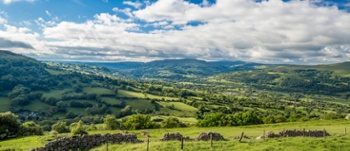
[52,121,70,133]
[0,112,21,140]
[161,117,186,128]
[121,114,158,130]
[18,121,43,136]
[104,115,120,130]
[71,120,88,135]
[119,105,133,117]
[263,115,275,124]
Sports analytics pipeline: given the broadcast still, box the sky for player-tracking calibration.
[0,0,350,64]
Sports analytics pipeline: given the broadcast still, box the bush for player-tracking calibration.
[71,120,88,135]
[0,112,21,140]
[104,115,120,130]
[52,121,70,133]
[197,111,263,127]
[161,117,187,128]
[19,121,43,136]
[121,114,159,130]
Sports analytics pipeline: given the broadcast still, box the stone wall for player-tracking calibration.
[195,132,226,141]
[266,129,330,138]
[160,131,226,141]
[160,132,183,141]
[31,133,142,151]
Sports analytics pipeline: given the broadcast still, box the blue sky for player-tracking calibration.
[0,0,350,64]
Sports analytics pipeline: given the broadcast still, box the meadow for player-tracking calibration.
[1,120,350,151]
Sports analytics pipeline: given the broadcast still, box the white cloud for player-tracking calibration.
[1,0,36,4]
[112,7,134,18]
[3,0,350,64]
[0,17,6,24]
[123,1,143,9]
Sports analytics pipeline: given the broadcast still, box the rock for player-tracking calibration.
[195,131,225,141]
[160,132,183,141]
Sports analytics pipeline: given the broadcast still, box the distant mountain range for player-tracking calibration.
[60,59,264,79]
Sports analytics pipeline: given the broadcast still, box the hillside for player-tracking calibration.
[0,51,200,130]
[2,51,350,138]
[63,59,263,80]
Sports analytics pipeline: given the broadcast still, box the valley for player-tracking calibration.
[1,50,350,150]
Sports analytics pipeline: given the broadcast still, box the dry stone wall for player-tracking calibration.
[31,133,142,151]
[160,132,183,141]
[265,129,330,138]
[195,132,226,141]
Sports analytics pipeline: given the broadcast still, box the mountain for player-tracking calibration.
[64,59,264,80]
[213,62,350,97]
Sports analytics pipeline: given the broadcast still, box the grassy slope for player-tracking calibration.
[0,97,11,112]
[313,62,350,75]
[118,90,178,100]
[157,101,198,117]
[2,120,350,151]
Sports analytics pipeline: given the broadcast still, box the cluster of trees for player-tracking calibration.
[103,114,187,130]
[0,112,43,140]
[218,69,350,96]
[197,111,263,127]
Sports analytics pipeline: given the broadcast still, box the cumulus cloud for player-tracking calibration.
[123,1,143,9]
[3,0,350,64]
[0,17,6,24]
[1,0,36,4]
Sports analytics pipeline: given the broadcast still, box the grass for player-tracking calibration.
[83,87,114,95]
[2,120,350,151]
[152,116,198,124]
[0,97,11,112]
[118,90,145,98]
[42,90,67,98]
[66,107,86,114]
[102,97,122,105]
[125,99,155,110]
[91,137,350,151]
[22,100,51,112]
[118,90,178,100]
[157,101,198,117]
[45,69,65,75]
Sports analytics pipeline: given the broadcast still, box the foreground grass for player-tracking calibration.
[92,136,350,151]
[1,120,350,151]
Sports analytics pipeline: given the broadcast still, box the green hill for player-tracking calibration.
[0,51,199,128]
[70,59,263,80]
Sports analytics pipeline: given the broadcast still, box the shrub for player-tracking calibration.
[19,121,43,136]
[71,120,88,135]
[52,121,70,133]
[104,115,120,130]
[161,117,187,128]
[0,112,21,140]
[121,114,159,130]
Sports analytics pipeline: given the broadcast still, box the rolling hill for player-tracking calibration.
[63,59,264,80]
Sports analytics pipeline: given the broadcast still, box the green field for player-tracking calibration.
[102,97,122,105]
[42,90,67,98]
[125,99,155,110]
[83,87,114,95]
[157,101,197,117]
[0,97,11,112]
[118,90,178,100]
[22,100,52,112]
[2,120,350,151]
[45,69,65,75]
